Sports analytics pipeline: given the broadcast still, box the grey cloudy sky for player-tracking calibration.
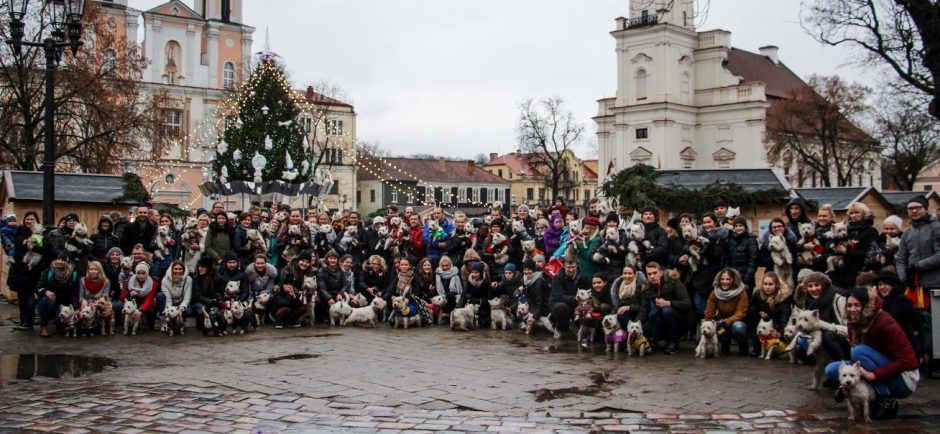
[138,1,866,160]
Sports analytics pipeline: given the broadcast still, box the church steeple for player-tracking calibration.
[630,0,695,30]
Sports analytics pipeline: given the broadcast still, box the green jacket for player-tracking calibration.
[575,235,601,278]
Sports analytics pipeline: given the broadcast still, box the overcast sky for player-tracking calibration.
[136,1,867,160]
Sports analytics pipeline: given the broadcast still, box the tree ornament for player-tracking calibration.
[233,149,242,161]
[217,139,228,155]
[251,151,268,173]
[300,160,310,175]
[285,151,294,170]
[277,120,292,127]
[302,136,310,151]
[264,135,273,150]
[261,105,269,115]
[235,118,243,128]
[253,169,263,184]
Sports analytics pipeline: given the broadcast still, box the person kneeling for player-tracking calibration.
[703,268,749,356]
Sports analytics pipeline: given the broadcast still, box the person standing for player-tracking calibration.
[9,211,45,331]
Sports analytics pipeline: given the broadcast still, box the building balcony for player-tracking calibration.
[624,15,658,30]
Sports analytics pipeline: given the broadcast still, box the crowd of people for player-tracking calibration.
[3,194,936,419]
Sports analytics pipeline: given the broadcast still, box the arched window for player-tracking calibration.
[164,40,182,84]
[635,69,648,100]
[223,62,236,89]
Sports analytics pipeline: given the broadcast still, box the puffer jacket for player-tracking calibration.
[641,222,669,267]
[160,266,193,309]
[610,271,648,314]
[897,216,940,288]
[90,216,120,261]
[726,231,758,288]
[829,217,878,289]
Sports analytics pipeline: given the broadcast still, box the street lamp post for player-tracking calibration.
[5,0,86,229]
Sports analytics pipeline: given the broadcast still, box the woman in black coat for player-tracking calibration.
[357,255,391,302]
[759,218,799,288]
[874,269,923,358]
[746,271,792,357]
[520,259,551,322]
[690,213,729,318]
[726,216,759,290]
[9,211,46,331]
[829,202,878,290]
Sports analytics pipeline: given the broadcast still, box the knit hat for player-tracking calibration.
[372,216,387,225]
[583,216,600,228]
[882,215,903,229]
[3,213,16,223]
[504,263,517,273]
[517,204,530,213]
[471,262,485,273]
[908,195,929,209]
[522,259,536,271]
[802,271,831,288]
[106,247,123,259]
[732,216,748,229]
[641,206,657,216]
[223,251,238,263]
[605,211,619,225]
[64,212,80,222]
[666,217,680,232]
[797,268,815,283]
[532,254,545,263]
[135,262,150,274]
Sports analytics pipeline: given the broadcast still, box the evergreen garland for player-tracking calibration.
[600,164,790,213]
[112,172,152,204]
[212,60,308,184]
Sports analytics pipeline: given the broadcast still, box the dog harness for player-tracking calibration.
[605,329,627,344]
[759,336,787,353]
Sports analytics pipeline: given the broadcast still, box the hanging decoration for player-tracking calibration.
[261,105,269,115]
[217,139,228,155]
[264,135,273,150]
[233,149,242,162]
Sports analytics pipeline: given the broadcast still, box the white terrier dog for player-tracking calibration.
[59,305,77,337]
[695,320,719,359]
[839,362,876,423]
[488,297,511,330]
[450,302,478,331]
[122,299,141,336]
[626,319,651,357]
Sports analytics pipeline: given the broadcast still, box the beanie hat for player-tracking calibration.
[504,263,517,273]
[532,254,546,263]
[908,195,929,209]
[605,212,619,225]
[802,271,831,288]
[882,215,903,229]
[372,216,387,225]
[223,251,238,263]
[106,247,123,259]
[471,262,485,273]
[522,259,536,271]
[732,216,748,229]
[517,204,529,212]
[135,262,150,274]
[666,217,680,232]
[797,268,814,283]
[583,216,600,227]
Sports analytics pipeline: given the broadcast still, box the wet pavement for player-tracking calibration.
[1,301,939,433]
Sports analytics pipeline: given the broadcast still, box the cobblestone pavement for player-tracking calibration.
[1,306,939,433]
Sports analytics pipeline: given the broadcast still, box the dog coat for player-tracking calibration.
[426,302,441,318]
[630,335,650,350]
[393,302,420,318]
[759,336,787,354]
[605,329,627,344]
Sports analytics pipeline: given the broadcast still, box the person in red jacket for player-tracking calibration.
[826,286,920,419]
[402,214,425,263]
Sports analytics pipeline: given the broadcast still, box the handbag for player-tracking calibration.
[543,257,563,278]
[905,273,931,310]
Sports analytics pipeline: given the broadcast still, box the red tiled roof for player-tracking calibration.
[725,48,807,99]
[293,88,353,108]
[484,152,546,177]
[358,157,509,184]
[582,160,598,180]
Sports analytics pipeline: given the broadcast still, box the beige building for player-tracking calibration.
[483,150,598,209]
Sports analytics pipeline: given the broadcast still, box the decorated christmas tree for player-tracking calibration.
[211,59,309,185]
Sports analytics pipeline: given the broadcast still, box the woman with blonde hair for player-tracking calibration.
[746,271,792,357]
[79,260,111,302]
[830,201,878,289]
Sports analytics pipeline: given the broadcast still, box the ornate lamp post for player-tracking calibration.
[5,0,86,228]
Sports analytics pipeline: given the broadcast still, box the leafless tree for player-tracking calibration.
[474,153,490,165]
[766,75,881,187]
[634,0,711,27]
[875,85,940,190]
[803,0,940,120]
[517,97,584,199]
[0,2,168,173]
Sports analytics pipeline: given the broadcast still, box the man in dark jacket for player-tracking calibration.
[120,205,157,254]
[639,207,668,268]
[639,261,693,354]
[90,215,120,262]
[726,216,759,289]
[897,196,940,293]
[549,257,591,333]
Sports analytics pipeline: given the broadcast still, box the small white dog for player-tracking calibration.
[450,302,478,331]
[516,302,559,338]
[626,319,651,357]
[769,234,793,285]
[230,300,256,334]
[391,296,423,329]
[839,362,876,423]
[756,318,787,360]
[78,300,97,337]
[96,296,115,336]
[122,299,141,336]
[162,305,185,337]
[153,224,170,260]
[429,294,448,325]
[345,297,387,328]
[329,299,353,327]
[59,305,77,337]
[488,297,511,330]
[695,320,719,359]
[602,314,626,354]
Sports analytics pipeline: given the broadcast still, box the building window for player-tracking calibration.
[472,188,480,203]
[495,188,502,203]
[370,189,376,203]
[391,189,398,204]
[635,69,648,100]
[356,190,361,204]
[526,188,534,201]
[925,185,933,192]
[584,189,590,201]
[426,186,434,203]
[509,172,513,180]
[300,117,312,133]
[162,109,182,138]
[636,128,649,140]
[327,119,343,136]
[223,62,236,89]
[538,188,545,201]
[498,169,503,178]
[103,49,117,73]
[718,160,731,169]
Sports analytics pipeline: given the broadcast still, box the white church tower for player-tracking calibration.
[596,0,776,178]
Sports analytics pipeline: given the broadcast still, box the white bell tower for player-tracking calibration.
[630,0,695,29]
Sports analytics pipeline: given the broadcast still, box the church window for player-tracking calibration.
[635,69,648,100]
[636,128,649,140]
[103,49,117,74]
[162,109,182,138]
[164,40,182,84]
[223,62,236,89]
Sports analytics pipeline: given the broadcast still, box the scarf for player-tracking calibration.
[523,271,543,287]
[396,269,414,296]
[342,268,355,293]
[435,266,462,296]
[127,276,154,298]
[467,273,484,288]
[82,277,108,296]
[714,283,744,301]
[618,278,637,300]
[52,265,71,283]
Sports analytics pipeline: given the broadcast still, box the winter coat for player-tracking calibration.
[797,284,839,324]
[850,308,919,382]
[7,224,47,291]
[747,284,793,332]
[244,262,278,298]
[161,269,193,309]
[192,271,219,307]
[459,249,489,283]
[637,273,693,324]
[690,226,729,295]
[318,265,346,302]
[610,271,648,314]
[897,216,940,289]
[423,218,455,260]
[205,223,233,263]
[703,270,748,324]
[231,225,254,267]
[574,234,602,279]
[829,218,878,289]
[881,288,923,356]
[358,264,391,296]
[726,231,759,288]
[459,274,493,305]
[784,197,810,242]
[593,229,628,271]
[522,273,551,319]
[90,216,120,261]
[641,222,669,267]
[150,227,182,277]
[549,271,591,308]
[120,220,157,254]
[214,266,247,302]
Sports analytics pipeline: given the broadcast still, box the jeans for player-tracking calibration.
[693,292,707,318]
[647,304,685,344]
[717,320,748,352]
[826,344,914,399]
[37,297,59,326]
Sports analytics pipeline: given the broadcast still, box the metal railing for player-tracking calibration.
[625,15,658,29]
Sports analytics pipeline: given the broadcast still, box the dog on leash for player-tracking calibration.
[573,289,597,343]
[450,302,478,331]
[602,314,626,354]
[345,297,387,328]
[429,294,448,325]
[756,318,788,360]
[788,308,836,390]
[390,296,423,329]
[250,292,272,325]
[695,320,719,359]
[162,305,185,337]
[839,362,876,423]
[122,299,141,336]
[77,300,98,337]
[329,299,353,327]
[96,296,115,336]
[516,302,560,338]
[626,319,651,357]
[488,297,511,330]
[59,305,78,337]
[230,300,257,334]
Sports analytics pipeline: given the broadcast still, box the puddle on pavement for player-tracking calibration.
[267,353,320,364]
[537,342,609,356]
[531,371,623,402]
[0,354,117,386]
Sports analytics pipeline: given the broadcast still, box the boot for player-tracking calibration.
[738,341,749,356]
[834,388,845,403]
[39,325,50,338]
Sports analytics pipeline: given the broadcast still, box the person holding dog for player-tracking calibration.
[549,257,592,336]
[826,286,920,420]
[703,268,749,356]
[611,264,647,326]
[359,254,392,303]
[122,261,160,330]
[461,261,494,327]
[746,271,792,358]
[829,202,878,290]
[158,260,192,318]
[795,271,850,362]
[639,261,692,354]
